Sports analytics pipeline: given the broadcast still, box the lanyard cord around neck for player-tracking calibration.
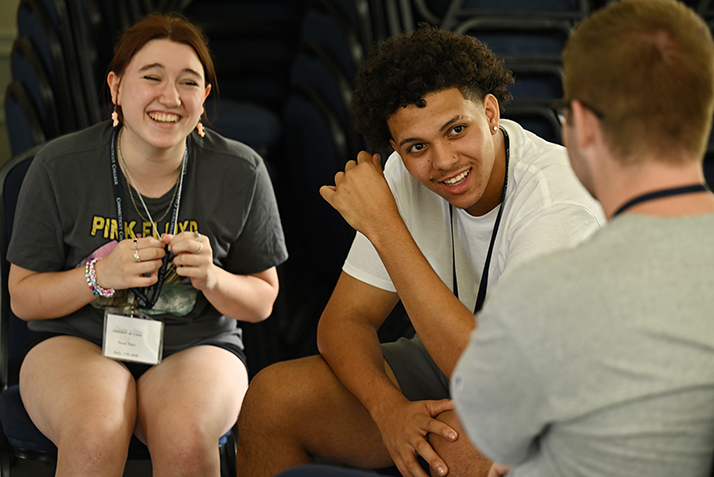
[450,127,510,314]
[612,184,710,217]
[109,127,189,309]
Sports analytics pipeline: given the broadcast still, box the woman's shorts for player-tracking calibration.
[24,331,247,381]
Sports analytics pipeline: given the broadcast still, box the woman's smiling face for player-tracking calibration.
[109,38,211,154]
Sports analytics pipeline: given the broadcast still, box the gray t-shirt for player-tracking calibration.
[452,213,714,477]
[8,121,288,356]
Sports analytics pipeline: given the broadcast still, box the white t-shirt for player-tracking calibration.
[342,119,605,311]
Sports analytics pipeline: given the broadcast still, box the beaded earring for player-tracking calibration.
[112,106,119,127]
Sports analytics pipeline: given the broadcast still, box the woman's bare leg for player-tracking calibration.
[19,336,137,477]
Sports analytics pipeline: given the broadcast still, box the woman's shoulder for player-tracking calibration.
[190,128,264,171]
[35,122,114,168]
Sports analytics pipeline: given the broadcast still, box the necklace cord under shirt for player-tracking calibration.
[110,127,189,309]
[612,184,710,217]
[450,127,510,314]
[118,130,181,226]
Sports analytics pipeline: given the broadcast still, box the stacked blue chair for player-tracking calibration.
[447,2,582,144]
[3,85,46,158]
[10,37,61,141]
[290,41,364,156]
[453,16,573,63]
[181,0,303,170]
[183,0,300,114]
[276,0,365,361]
[35,0,94,128]
[279,83,354,359]
[328,0,381,50]
[13,0,77,141]
[300,0,367,80]
[440,0,589,29]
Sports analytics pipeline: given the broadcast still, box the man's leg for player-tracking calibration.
[235,355,394,477]
[428,410,493,477]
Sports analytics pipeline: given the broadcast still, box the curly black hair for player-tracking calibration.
[353,24,514,151]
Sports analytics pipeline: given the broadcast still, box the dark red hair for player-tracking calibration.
[108,13,217,123]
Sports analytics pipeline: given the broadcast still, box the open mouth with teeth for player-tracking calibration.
[442,169,470,186]
[149,111,181,123]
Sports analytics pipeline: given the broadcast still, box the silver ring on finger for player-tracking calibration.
[133,238,138,250]
[194,231,200,241]
[196,241,203,254]
[134,249,141,262]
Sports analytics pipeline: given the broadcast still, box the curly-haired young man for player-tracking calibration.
[236,25,604,477]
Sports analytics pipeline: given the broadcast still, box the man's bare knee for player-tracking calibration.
[236,358,327,477]
[428,410,492,477]
[240,358,315,428]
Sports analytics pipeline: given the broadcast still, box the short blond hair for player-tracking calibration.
[562,0,714,162]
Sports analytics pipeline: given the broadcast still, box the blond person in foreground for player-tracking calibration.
[453,1,714,476]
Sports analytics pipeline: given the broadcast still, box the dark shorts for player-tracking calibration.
[381,334,450,402]
[24,331,247,381]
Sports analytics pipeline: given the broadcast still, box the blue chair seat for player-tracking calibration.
[0,385,53,453]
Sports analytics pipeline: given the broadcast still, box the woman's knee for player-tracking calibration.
[50,406,135,469]
[20,363,137,450]
[145,418,218,469]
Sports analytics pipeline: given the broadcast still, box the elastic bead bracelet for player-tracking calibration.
[84,257,115,298]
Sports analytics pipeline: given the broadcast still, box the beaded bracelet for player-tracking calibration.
[84,257,115,298]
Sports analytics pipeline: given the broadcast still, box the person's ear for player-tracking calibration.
[482,94,500,132]
[570,99,599,149]
[107,71,120,105]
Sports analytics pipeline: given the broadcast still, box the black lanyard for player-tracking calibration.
[109,128,188,309]
[613,184,710,217]
[450,127,510,314]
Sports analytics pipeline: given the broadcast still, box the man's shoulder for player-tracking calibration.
[504,121,603,219]
[383,150,409,180]
[505,120,569,171]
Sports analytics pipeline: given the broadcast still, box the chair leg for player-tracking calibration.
[1,432,12,477]
[220,425,238,477]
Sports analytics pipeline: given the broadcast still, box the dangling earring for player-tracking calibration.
[196,120,205,137]
[112,106,119,127]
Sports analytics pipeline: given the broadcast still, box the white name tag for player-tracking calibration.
[103,313,164,365]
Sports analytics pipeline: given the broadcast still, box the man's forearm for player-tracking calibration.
[316,281,406,418]
[368,218,476,378]
[320,320,407,420]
